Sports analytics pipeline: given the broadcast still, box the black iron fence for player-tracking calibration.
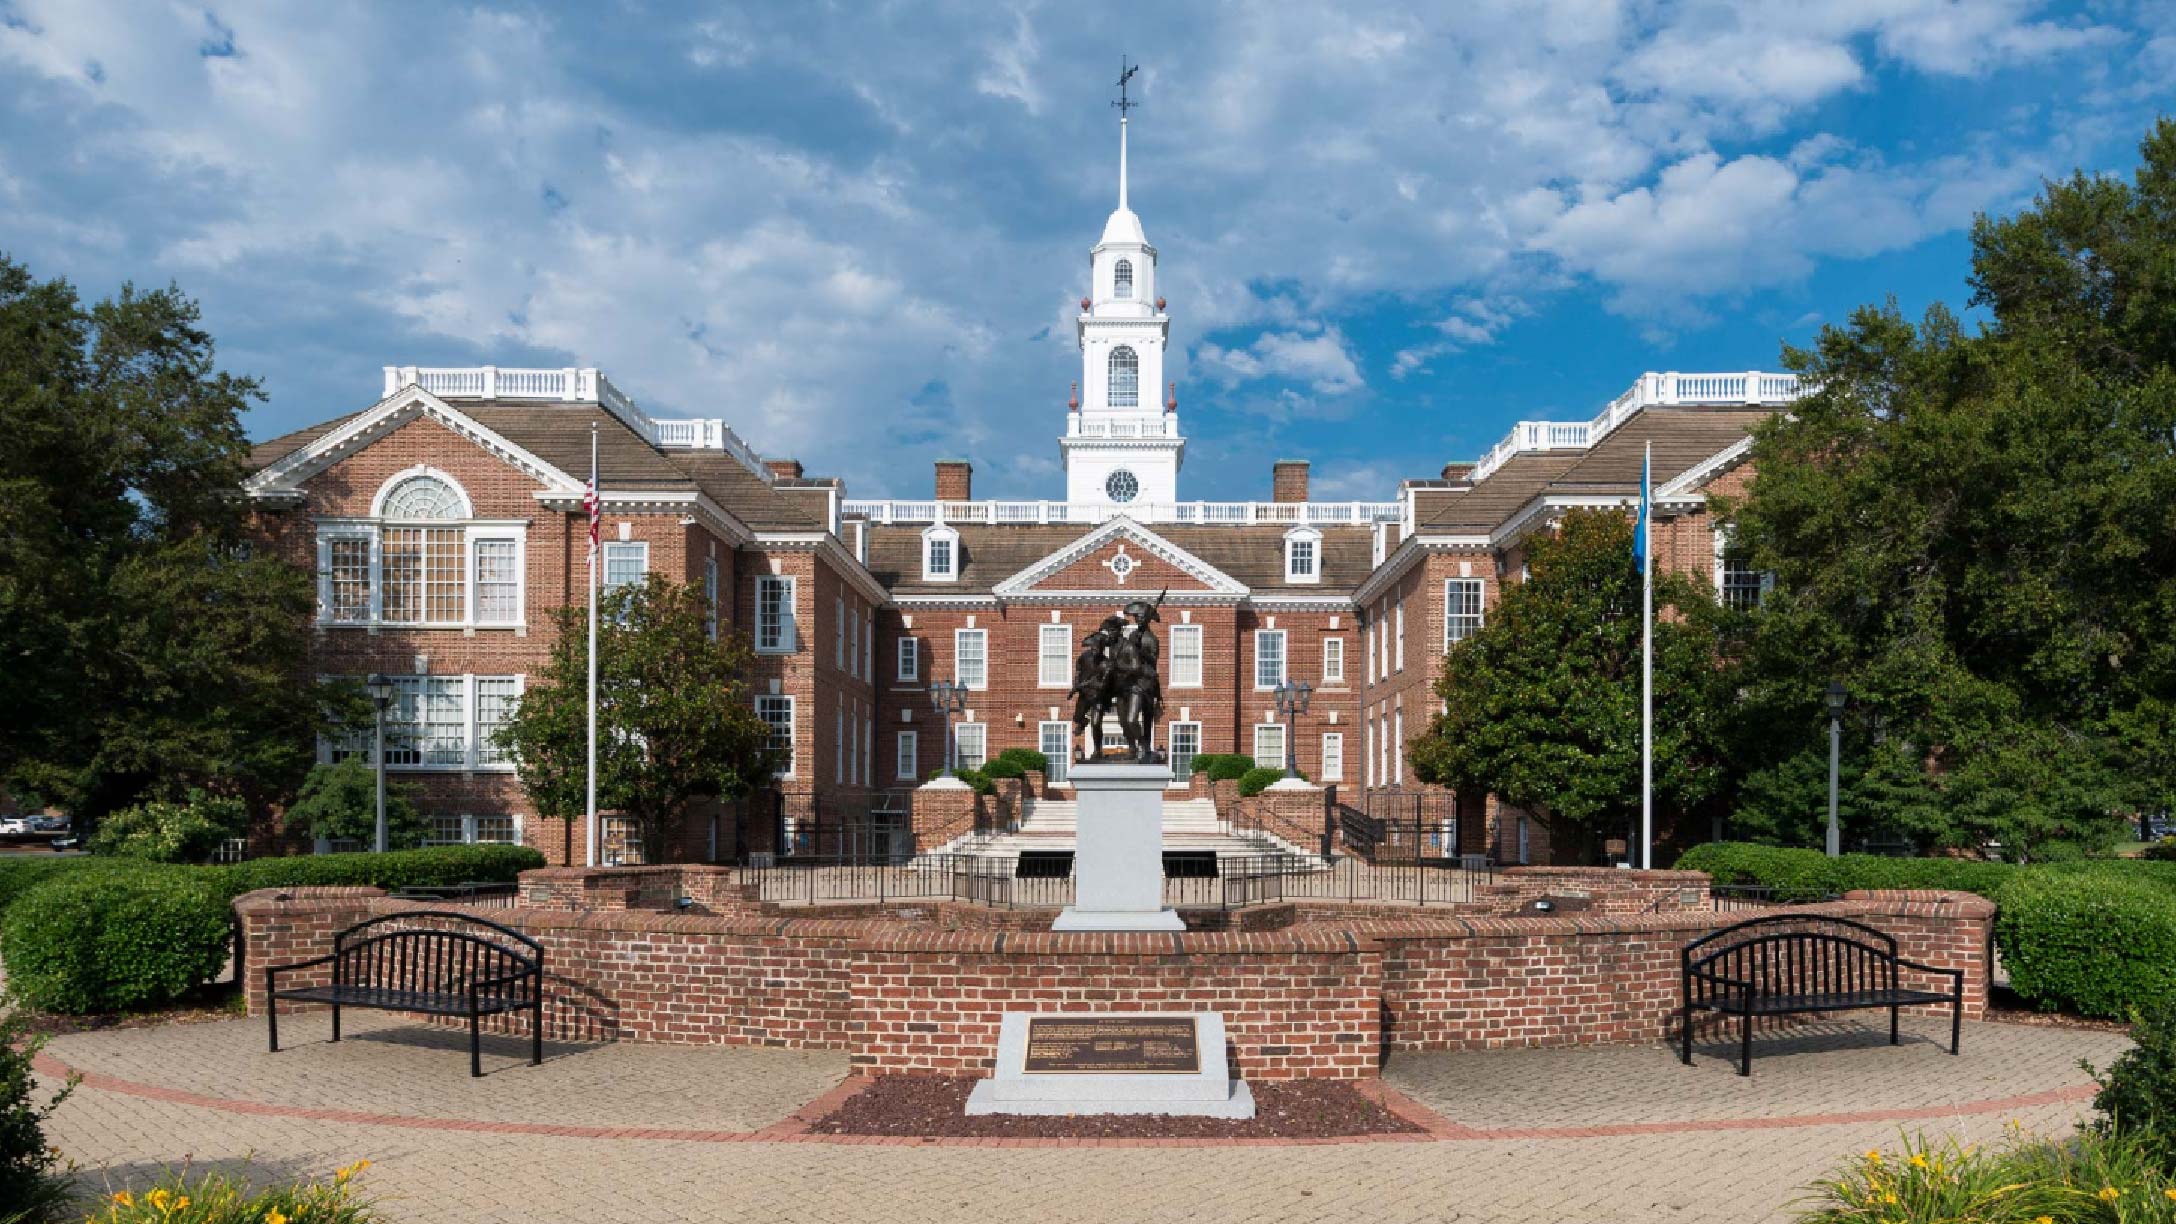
[388,881,520,910]
[1707,883,1843,912]
[1335,788,1462,863]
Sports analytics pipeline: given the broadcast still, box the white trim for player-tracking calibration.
[1656,434,1755,505]
[1038,623,1073,688]
[1320,732,1344,782]
[1169,623,1204,688]
[536,488,753,547]
[1322,636,1345,685]
[1352,533,1491,606]
[755,693,796,778]
[246,387,584,501]
[954,627,989,690]
[896,636,921,682]
[895,729,919,780]
[754,575,798,653]
[1253,628,1287,690]
[750,532,892,607]
[1252,723,1286,770]
[1444,577,1486,648]
[370,466,477,519]
[921,523,961,583]
[1283,525,1323,585]
[990,515,1249,598]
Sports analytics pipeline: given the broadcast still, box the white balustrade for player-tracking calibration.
[1466,369,1801,482]
[841,499,1402,526]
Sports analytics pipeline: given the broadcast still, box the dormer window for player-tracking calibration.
[1284,526,1322,585]
[1113,259,1134,299]
[1109,346,1138,407]
[922,524,960,582]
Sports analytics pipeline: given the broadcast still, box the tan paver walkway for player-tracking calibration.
[36,1014,2129,1224]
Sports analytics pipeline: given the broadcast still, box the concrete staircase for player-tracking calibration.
[927,796,1318,867]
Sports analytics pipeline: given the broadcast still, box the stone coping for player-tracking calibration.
[234,884,1992,955]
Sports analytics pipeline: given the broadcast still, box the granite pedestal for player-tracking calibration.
[1052,761,1183,932]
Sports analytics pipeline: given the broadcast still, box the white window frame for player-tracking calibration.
[1168,720,1202,786]
[953,721,987,769]
[756,694,796,778]
[1322,636,1345,685]
[602,540,648,596]
[1713,529,1773,611]
[1445,578,1485,648]
[1253,723,1286,770]
[897,637,920,682]
[863,608,874,680]
[318,673,522,773]
[703,555,719,641]
[895,729,919,780]
[315,522,527,631]
[1321,732,1344,782]
[863,713,874,786]
[1169,624,1204,688]
[1284,526,1322,585]
[1038,623,1073,688]
[1039,721,1072,785]
[955,628,988,690]
[422,812,525,847]
[1394,593,1405,672]
[1113,258,1134,299]
[1253,629,1287,690]
[835,706,845,784]
[1393,706,1405,786]
[922,525,960,583]
[1108,346,1139,407]
[756,576,798,653]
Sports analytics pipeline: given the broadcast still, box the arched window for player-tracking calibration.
[1113,259,1134,299]
[1108,346,1139,407]
[380,474,464,520]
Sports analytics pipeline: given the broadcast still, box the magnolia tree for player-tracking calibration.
[498,576,777,864]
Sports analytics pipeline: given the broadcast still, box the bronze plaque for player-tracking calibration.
[1023,1016,1201,1075]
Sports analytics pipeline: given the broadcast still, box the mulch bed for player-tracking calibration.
[806,1076,1427,1139]
[1984,989,2133,1036]
[10,982,243,1038]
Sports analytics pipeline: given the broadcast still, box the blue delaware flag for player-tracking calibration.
[1631,446,1651,575]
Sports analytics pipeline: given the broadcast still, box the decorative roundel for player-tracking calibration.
[1105,469,1140,503]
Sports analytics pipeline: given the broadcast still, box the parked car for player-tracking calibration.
[48,835,79,851]
[0,818,32,835]
[29,816,66,833]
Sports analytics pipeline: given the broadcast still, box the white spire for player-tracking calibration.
[1118,116,1129,212]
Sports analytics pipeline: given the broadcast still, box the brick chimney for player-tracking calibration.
[1272,459,1310,503]
[764,457,804,481]
[934,459,973,501]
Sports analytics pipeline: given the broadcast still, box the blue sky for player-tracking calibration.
[1,2,2169,502]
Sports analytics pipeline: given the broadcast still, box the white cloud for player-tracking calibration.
[1197,325,1364,396]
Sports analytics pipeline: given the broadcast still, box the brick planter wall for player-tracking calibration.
[1476,867,1711,914]
[235,879,1994,1078]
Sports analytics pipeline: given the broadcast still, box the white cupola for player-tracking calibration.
[1064,85,1184,510]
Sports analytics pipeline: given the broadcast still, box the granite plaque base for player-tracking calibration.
[1052,762,1184,933]
[965,1011,1255,1119]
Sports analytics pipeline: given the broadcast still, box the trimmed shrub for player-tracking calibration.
[284,759,429,850]
[87,790,249,863]
[1237,766,1289,797]
[0,1005,73,1224]
[979,757,1025,780]
[2,870,230,1014]
[1995,870,2176,1019]
[1673,842,2016,897]
[992,747,1049,774]
[1193,754,1254,782]
[207,844,545,904]
[2090,1002,2176,1171]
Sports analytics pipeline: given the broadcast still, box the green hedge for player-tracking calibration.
[1190,754,1254,782]
[205,843,543,903]
[2,870,231,1014]
[1237,766,1289,797]
[1673,842,2016,897]
[1995,871,2176,1019]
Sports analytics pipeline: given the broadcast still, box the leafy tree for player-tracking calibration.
[1719,120,2176,859]
[0,255,341,824]
[85,790,250,862]
[1409,509,1732,861]
[283,758,428,850]
[498,576,777,864]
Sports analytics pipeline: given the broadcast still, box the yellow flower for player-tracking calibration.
[111,1192,134,1207]
[174,1198,189,1212]
[2035,1216,2054,1224]
[1881,1191,1899,1205]
[2165,1187,2176,1202]
[1909,1153,1929,1169]
[1865,1150,1884,1165]
[334,1157,373,1185]
[2099,1186,2122,1201]
[265,1210,288,1224]
[145,1189,169,1213]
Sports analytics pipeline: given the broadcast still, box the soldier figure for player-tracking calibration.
[1108,597,1164,763]
[1066,615,1127,760]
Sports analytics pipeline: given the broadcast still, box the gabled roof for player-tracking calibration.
[243,386,588,500]
[990,517,1248,599]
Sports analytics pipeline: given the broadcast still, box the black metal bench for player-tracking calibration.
[1680,914,1963,1075]
[265,912,544,1077]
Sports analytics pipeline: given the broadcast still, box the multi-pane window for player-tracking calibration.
[835,597,847,668]
[1718,550,1770,611]
[1170,624,1203,687]
[755,695,795,776]
[472,813,517,844]
[1039,721,1072,785]
[895,730,918,780]
[1113,258,1133,299]
[426,813,467,846]
[1108,346,1139,407]
[326,536,371,621]
[756,576,796,652]
[1445,578,1485,646]
[1254,629,1287,689]
[382,475,463,519]
[924,529,957,581]
[1394,595,1405,672]
[1168,721,1202,782]
[1286,534,1317,582]
[835,707,846,784]
[1392,707,1404,786]
[475,539,520,623]
[955,628,988,689]
[1321,733,1344,782]
[425,813,522,847]
[703,556,719,640]
[381,528,464,624]
[474,677,521,765]
[1322,637,1345,684]
[953,722,987,769]
[863,609,874,680]
[603,541,647,594]
[897,637,920,682]
[864,715,874,786]
[1039,624,1072,688]
[1253,723,1286,770]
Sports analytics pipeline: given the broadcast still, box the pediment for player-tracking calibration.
[244,386,585,501]
[992,517,1248,598]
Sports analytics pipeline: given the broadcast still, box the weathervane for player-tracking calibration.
[1112,56,1139,118]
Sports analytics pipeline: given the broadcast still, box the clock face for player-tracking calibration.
[1105,469,1140,503]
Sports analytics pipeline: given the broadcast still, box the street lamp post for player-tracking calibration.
[364,673,395,853]
[1825,679,1847,858]
[1272,679,1314,779]
[929,680,967,775]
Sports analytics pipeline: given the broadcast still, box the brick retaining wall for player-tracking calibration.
[235,876,1993,1079]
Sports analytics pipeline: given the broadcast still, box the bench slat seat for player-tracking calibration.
[1680,914,1964,1076]
[264,911,545,1077]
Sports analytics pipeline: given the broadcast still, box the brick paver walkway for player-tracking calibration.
[36,1014,2129,1224]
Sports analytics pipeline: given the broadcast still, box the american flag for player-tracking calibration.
[583,467,600,553]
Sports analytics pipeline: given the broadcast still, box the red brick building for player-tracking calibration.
[241,123,1794,866]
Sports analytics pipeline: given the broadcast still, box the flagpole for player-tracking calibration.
[585,424,599,869]
[1640,440,1654,870]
